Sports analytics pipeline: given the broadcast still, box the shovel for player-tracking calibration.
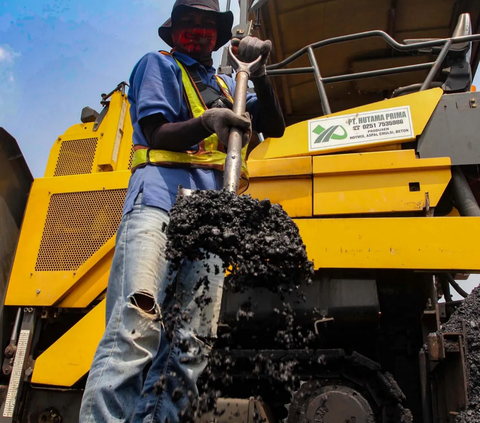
[178,48,262,196]
[223,45,263,193]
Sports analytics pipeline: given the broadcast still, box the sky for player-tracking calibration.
[0,0,239,177]
[1,0,479,295]
[1,0,479,176]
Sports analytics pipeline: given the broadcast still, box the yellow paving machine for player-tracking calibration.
[2,0,480,421]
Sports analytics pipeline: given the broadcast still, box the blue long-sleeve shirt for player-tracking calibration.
[123,50,258,215]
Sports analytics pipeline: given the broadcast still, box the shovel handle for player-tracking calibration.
[223,46,263,193]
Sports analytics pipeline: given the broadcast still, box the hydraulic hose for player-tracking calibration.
[438,274,453,303]
[451,166,480,216]
[446,273,469,298]
[437,167,476,301]
[390,82,443,98]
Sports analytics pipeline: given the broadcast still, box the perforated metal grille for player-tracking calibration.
[54,138,98,176]
[35,189,127,271]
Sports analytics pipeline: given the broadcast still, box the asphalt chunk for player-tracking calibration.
[166,190,314,292]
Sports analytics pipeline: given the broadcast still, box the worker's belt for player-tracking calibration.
[131,146,226,172]
[131,146,250,193]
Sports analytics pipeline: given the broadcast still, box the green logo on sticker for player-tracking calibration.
[312,124,348,144]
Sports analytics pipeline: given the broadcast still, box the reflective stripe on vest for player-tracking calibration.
[131,52,249,192]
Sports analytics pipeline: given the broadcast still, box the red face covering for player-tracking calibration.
[172,27,218,55]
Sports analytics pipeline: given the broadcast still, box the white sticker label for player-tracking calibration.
[3,330,30,418]
[308,106,414,152]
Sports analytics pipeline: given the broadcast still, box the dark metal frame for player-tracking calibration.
[0,308,36,423]
[100,81,128,107]
[266,31,480,115]
[423,328,468,423]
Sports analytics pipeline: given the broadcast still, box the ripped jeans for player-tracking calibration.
[79,194,224,423]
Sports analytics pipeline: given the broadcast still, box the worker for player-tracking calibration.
[79,0,285,422]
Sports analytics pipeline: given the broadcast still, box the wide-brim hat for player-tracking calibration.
[158,0,234,51]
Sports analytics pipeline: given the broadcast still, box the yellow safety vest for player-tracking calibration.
[131,52,249,193]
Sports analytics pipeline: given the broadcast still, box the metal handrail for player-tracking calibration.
[265,30,480,115]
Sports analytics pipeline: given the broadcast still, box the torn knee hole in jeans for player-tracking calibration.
[129,290,158,316]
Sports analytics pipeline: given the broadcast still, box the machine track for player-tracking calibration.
[205,349,412,423]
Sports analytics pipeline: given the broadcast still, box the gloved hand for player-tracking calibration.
[201,108,252,147]
[231,36,272,78]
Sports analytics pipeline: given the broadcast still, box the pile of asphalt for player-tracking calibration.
[166,190,314,292]
[441,286,480,423]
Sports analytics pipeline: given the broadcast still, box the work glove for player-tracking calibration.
[201,108,252,147]
[231,36,272,78]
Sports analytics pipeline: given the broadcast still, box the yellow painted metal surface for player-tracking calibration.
[32,300,106,387]
[43,122,97,178]
[5,171,130,307]
[248,156,312,178]
[250,88,443,160]
[96,92,129,172]
[313,150,451,215]
[245,156,313,217]
[245,178,313,217]
[58,247,114,308]
[44,91,132,178]
[296,217,480,271]
[31,214,480,387]
[6,89,134,308]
